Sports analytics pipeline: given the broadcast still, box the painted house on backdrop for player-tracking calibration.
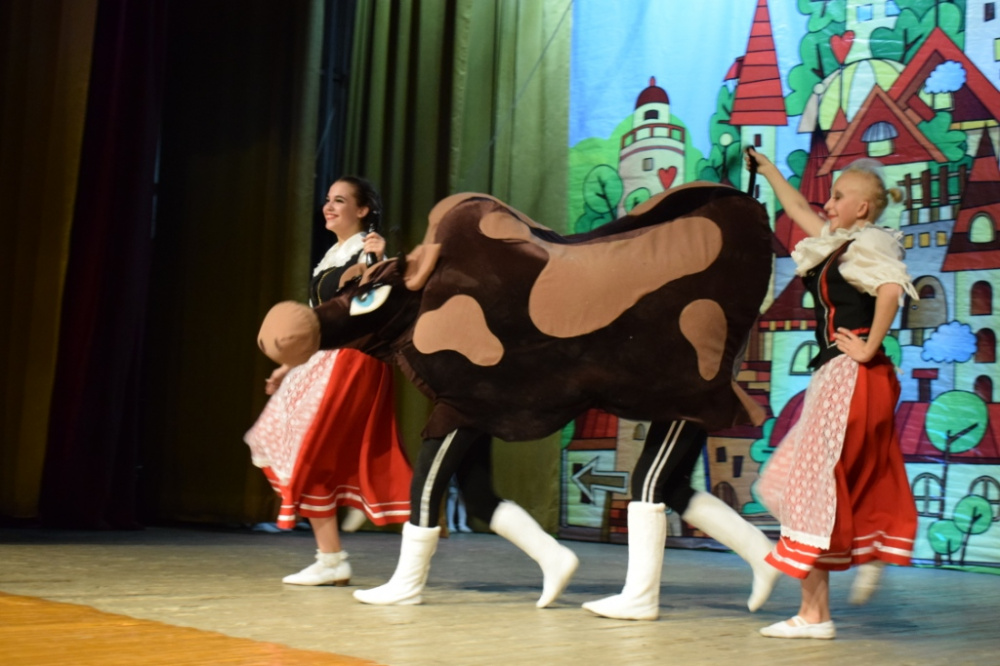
[965,1,1000,91]
[887,28,1000,159]
[616,77,686,215]
[886,28,1000,385]
[728,0,787,224]
[940,132,1000,400]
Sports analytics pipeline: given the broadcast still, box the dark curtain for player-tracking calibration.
[138,0,326,525]
[313,0,359,268]
[38,0,167,529]
[4,0,570,529]
[0,0,98,522]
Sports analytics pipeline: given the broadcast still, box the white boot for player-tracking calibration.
[489,501,579,608]
[681,490,780,612]
[848,560,885,605]
[282,550,351,586]
[353,522,440,605]
[582,501,666,621]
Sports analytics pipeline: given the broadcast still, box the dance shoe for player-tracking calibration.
[759,615,836,639]
[282,550,351,586]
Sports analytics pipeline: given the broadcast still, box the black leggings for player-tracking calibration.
[409,428,502,528]
[409,420,705,527]
[630,420,707,514]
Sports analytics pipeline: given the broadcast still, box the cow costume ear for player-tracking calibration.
[338,263,365,289]
[403,243,442,291]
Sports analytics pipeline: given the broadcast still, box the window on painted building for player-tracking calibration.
[862,121,897,157]
[970,212,996,242]
[988,2,997,22]
[857,3,874,21]
[936,230,947,245]
[644,109,659,120]
[975,328,996,363]
[754,134,762,147]
[912,473,945,518]
[632,422,646,441]
[716,446,728,463]
[974,375,994,403]
[713,482,738,508]
[969,476,1000,520]
[886,0,901,16]
[801,291,815,309]
[971,280,993,316]
[919,284,936,300]
[790,341,819,374]
[995,37,1000,61]
[643,157,654,171]
[919,231,930,247]
[904,234,914,248]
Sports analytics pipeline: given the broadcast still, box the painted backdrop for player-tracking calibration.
[561,0,1000,572]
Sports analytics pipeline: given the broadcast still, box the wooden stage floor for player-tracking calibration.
[1,525,997,665]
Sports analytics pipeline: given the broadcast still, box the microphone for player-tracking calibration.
[364,223,378,267]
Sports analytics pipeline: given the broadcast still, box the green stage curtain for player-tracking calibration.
[344,0,571,531]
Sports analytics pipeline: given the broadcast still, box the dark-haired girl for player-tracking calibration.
[245,177,412,586]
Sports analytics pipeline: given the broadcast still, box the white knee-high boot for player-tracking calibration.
[489,501,579,608]
[681,490,780,612]
[582,501,666,621]
[353,522,441,605]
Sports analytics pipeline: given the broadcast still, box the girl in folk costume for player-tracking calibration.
[746,149,919,639]
[245,176,412,586]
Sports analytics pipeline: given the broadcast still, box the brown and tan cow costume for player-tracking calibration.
[258,182,780,618]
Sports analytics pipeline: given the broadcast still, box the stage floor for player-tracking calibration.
[1,525,997,665]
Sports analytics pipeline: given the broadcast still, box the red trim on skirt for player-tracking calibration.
[765,353,918,579]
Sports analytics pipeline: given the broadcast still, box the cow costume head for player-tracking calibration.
[259,182,773,440]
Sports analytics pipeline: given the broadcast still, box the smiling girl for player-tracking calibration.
[745,148,919,640]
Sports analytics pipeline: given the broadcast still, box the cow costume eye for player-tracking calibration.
[349,284,392,316]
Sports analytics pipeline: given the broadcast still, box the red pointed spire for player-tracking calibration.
[729,0,787,127]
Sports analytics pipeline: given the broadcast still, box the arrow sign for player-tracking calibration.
[572,457,629,502]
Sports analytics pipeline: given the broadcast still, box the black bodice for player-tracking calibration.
[309,250,363,306]
[801,240,876,369]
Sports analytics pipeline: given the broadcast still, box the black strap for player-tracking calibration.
[744,147,758,197]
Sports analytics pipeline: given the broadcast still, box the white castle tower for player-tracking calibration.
[617,76,686,215]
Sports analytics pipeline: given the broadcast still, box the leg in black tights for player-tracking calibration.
[630,419,707,514]
[409,428,500,528]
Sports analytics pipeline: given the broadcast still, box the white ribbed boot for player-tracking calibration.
[282,550,351,586]
[353,522,440,605]
[582,501,666,621]
[681,490,780,611]
[489,501,579,608]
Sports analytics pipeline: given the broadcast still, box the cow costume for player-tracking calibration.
[257,182,780,617]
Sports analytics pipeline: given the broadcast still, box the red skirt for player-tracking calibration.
[764,353,917,578]
[246,349,412,529]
